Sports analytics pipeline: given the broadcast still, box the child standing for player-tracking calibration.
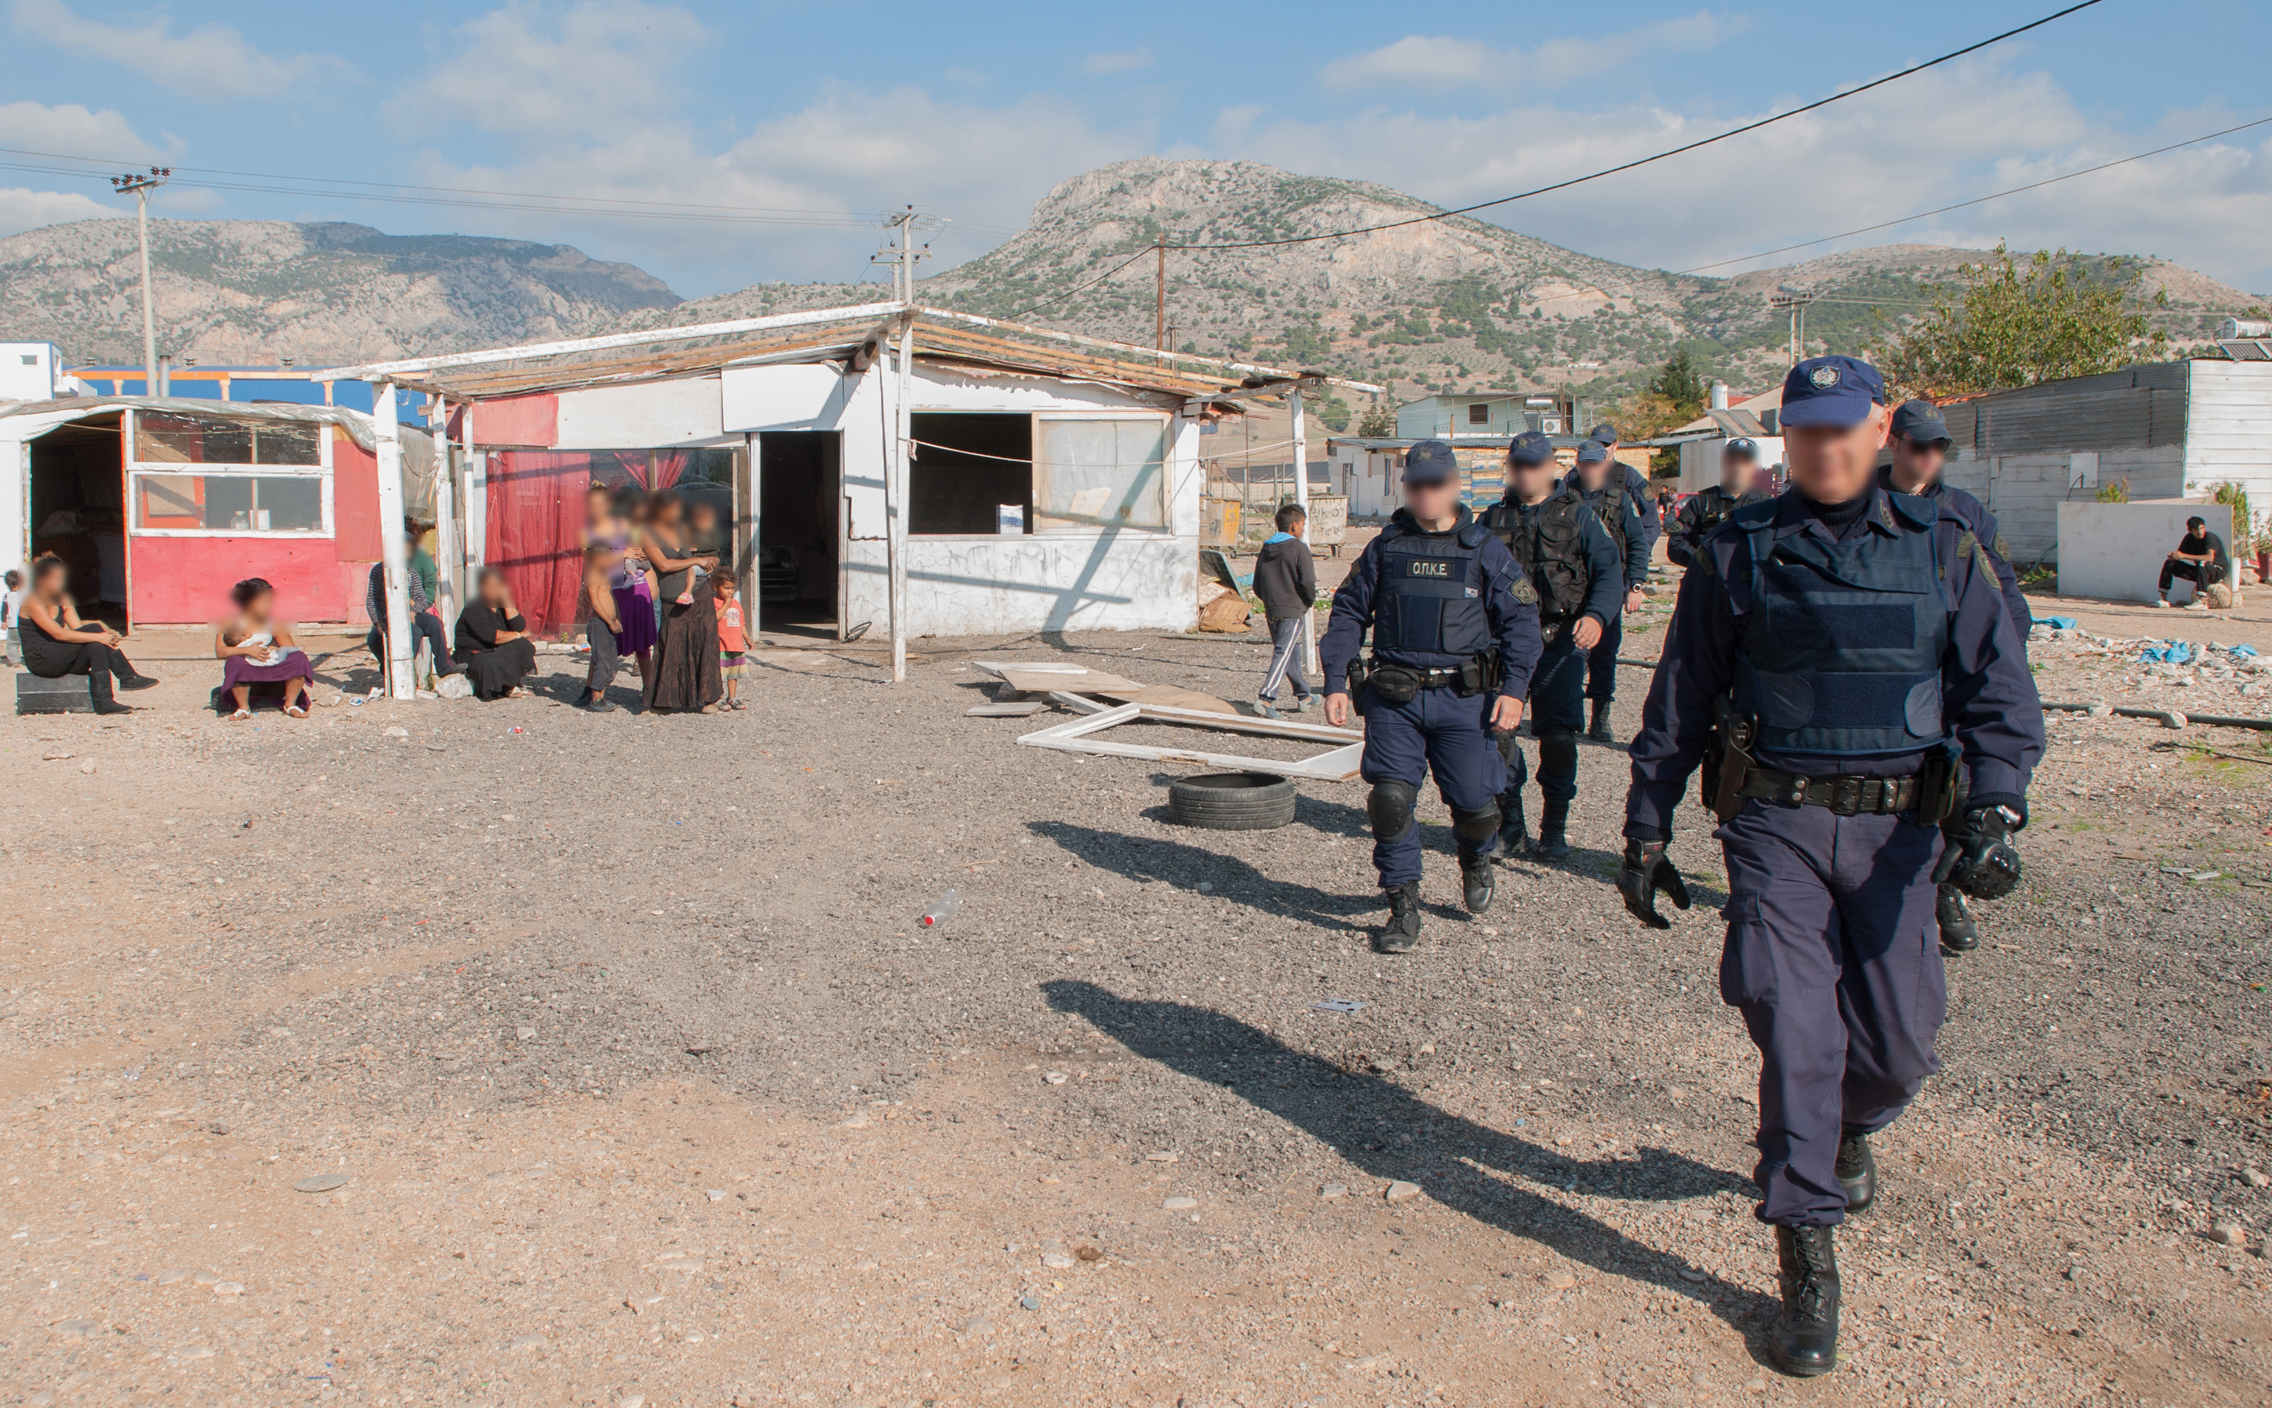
[2,568,22,666]
[715,571,749,711]
[1252,503,1318,718]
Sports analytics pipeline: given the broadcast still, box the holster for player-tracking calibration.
[1345,657,1371,701]
[1707,696,1757,824]
[1454,650,1500,697]
[1915,742,1962,825]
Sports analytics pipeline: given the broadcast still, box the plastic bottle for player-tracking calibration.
[920,890,963,927]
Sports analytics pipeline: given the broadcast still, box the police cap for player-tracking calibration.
[1574,439,1610,464]
[1588,422,1620,444]
[1402,439,1459,485]
[1723,436,1760,461]
[1506,430,1555,467]
[1780,355,1887,427]
[1890,398,1952,448]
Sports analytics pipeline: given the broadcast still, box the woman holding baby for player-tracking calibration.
[215,576,316,719]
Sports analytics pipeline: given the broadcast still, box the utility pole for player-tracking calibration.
[871,206,943,303]
[111,167,170,395]
[1769,286,1816,366]
[1154,235,1166,352]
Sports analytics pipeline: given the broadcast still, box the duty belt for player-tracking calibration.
[1736,768,1921,816]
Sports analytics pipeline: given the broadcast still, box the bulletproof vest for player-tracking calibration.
[1579,474,1631,560]
[1732,494,1952,757]
[1692,486,1754,538]
[1372,519,1495,658]
[1483,492,1590,621]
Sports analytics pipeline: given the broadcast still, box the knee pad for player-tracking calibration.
[1450,803,1502,846]
[1367,780,1418,844]
[1538,728,1579,778]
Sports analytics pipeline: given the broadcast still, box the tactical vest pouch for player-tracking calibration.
[1709,709,1758,824]
[1369,664,1423,705]
[1454,652,1498,697]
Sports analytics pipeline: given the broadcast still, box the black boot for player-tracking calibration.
[1936,884,1979,954]
[89,669,132,716]
[1770,1224,1842,1377]
[1587,699,1615,743]
[1497,791,1529,861]
[1533,797,1571,859]
[1376,882,1423,954]
[1461,852,1495,915]
[1835,1129,1877,1213]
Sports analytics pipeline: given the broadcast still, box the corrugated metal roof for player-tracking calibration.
[1943,362,2190,455]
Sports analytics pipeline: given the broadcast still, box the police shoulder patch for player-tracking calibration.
[1991,532,2012,563]
[1510,575,1538,605]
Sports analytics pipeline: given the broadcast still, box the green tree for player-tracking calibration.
[1872,242,2169,399]
[1357,399,1397,438]
[1646,348,1708,421]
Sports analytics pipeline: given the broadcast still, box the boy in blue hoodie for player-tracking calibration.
[1253,504,1319,717]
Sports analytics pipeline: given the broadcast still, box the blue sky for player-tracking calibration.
[1,0,2268,298]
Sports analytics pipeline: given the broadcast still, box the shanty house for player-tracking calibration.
[0,397,433,628]
[329,304,1373,683]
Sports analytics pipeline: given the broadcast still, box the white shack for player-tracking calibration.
[329,303,1373,684]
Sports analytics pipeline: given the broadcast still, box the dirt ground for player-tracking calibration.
[3,618,2269,1408]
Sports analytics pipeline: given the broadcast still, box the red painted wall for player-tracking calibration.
[452,394,558,448]
[333,432,381,563]
[128,536,357,626]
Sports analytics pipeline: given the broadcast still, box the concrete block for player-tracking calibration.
[2056,499,2233,604]
[16,671,92,715]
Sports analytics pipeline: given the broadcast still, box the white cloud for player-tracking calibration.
[0,185,117,239]
[398,5,1153,290]
[1218,59,2272,294]
[10,0,354,101]
[1081,47,1154,76]
[1319,12,1748,92]
[0,99,163,163]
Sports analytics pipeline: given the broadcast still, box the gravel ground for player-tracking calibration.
[2,619,2268,1408]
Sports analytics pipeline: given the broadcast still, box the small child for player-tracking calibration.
[715,571,748,710]
[220,624,288,668]
[1253,503,1318,718]
[2,568,21,666]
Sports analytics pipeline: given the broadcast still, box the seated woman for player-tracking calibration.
[214,576,316,720]
[16,553,157,714]
[453,567,539,700]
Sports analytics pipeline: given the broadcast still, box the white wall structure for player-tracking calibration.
[2181,361,2272,515]
[2055,499,2231,603]
[555,377,725,448]
[719,359,1203,637]
[0,342,61,403]
[1677,434,1785,491]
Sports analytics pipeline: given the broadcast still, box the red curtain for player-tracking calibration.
[651,450,689,491]
[487,451,591,638]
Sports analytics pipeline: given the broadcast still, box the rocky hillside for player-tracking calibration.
[0,219,682,366]
[623,158,2260,412]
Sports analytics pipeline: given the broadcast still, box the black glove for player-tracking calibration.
[1934,804,2023,900]
[1618,839,1692,930]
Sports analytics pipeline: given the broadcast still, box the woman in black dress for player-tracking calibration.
[18,553,157,714]
[452,567,539,701]
[641,493,723,714]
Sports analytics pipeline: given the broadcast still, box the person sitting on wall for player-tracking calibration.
[16,553,158,714]
[454,566,539,700]
[2156,515,2231,608]
[214,576,316,720]
[366,522,460,684]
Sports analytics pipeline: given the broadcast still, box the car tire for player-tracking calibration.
[1167,771,1297,830]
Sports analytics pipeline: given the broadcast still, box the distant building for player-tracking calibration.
[1394,391,1573,442]
[0,342,67,402]
[1639,382,1788,491]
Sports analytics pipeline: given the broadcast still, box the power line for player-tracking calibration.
[1677,112,2272,275]
[1161,0,2108,253]
[1003,246,1159,321]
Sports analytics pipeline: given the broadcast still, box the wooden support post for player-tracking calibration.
[888,326,913,682]
[433,400,462,644]
[370,380,415,700]
[1290,384,1319,679]
[461,402,484,578]
[1155,237,1166,351]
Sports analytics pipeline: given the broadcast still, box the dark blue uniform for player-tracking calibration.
[1877,464,2032,643]
[1480,486,1623,813]
[1625,486,2042,1227]
[1321,505,1543,888]
[1570,466,1650,707]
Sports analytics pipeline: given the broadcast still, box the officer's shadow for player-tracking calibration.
[1042,980,1774,1336]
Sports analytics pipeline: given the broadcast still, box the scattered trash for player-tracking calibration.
[1018,1295,1040,1310]
[2138,642,2196,665]
[508,726,527,735]
[2160,867,2224,882]
[1143,1151,1179,1164]
[293,1174,350,1193]
[844,620,872,642]
[1162,1196,1198,1211]
[920,890,962,927]
[383,726,409,738]
[1312,999,1369,1014]
[2033,616,2079,630]
[437,674,474,700]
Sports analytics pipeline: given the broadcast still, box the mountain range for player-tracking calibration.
[2,159,2257,409]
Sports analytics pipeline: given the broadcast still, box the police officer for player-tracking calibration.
[1880,398,2035,955]
[1322,440,1543,954]
[1666,437,1770,569]
[1479,431,1623,859]
[1617,356,2042,1377]
[1566,438,1650,742]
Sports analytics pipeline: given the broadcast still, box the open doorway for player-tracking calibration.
[756,430,840,639]
[29,415,128,630]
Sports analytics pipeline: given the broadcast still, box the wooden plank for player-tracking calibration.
[994,664,1147,695]
[1098,684,1240,716]
[1014,700,1366,782]
[966,701,1048,717]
